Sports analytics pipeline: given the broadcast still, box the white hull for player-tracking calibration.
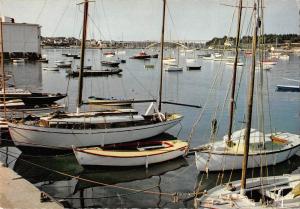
[195,145,300,171]
[197,174,300,209]
[74,146,186,167]
[195,130,300,171]
[9,117,182,149]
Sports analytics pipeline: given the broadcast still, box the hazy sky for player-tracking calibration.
[0,0,299,41]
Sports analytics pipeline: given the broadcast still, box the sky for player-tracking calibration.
[0,0,299,41]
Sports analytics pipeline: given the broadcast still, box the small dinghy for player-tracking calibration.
[73,140,188,167]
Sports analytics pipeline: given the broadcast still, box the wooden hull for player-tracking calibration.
[73,140,188,167]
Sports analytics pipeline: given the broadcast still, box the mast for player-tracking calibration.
[158,0,166,112]
[0,19,7,118]
[227,0,243,144]
[241,2,259,192]
[76,0,89,114]
[257,0,265,147]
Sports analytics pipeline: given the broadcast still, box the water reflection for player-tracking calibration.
[13,154,83,184]
[8,149,190,208]
[74,157,188,192]
[0,48,299,208]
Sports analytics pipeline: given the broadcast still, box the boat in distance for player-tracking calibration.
[100,61,120,67]
[87,96,133,107]
[0,88,67,105]
[276,85,300,92]
[67,68,122,77]
[130,51,151,59]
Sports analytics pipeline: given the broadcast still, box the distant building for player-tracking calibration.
[0,16,41,60]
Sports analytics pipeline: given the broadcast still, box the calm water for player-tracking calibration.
[0,48,300,208]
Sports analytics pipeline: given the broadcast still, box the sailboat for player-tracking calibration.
[164,43,183,72]
[195,2,300,208]
[194,0,300,172]
[8,0,183,152]
[73,0,188,167]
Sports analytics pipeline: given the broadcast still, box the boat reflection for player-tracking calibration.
[74,156,189,193]
[13,154,83,184]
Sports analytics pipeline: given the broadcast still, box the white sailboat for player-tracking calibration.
[164,44,183,72]
[195,2,300,208]
[8,0,183,152]
[195,129,300,171]
[72,0,188,167]
[194,0,300,172]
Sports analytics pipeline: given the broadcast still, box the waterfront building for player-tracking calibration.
[0,16,41,60]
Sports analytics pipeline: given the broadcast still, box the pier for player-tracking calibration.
[0,162,63,209]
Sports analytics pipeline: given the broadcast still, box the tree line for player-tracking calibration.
[206,34,300,46]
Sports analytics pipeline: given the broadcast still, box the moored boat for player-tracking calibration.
[87,96,133,106]
[196,174,300,209]
[164,65,183,72]
[0,87,66,105]
[186,65,201,70]
[130,51,151,59]
[56,62,72,68]
[276,85,300,92]
[43,66,59,71]
[67,68,122,77]
[100,61,120,67]
[8,112,183,152]
[195,129,300,171]
[73,140,188,167]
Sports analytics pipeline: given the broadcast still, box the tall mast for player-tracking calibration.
[76,0,89,114]
[0,19,7,118]
[227,0,243,143]
[158,0,166,112]
[241,2,259,192]
[257,0,265,146]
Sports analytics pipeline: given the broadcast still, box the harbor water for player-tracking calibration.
[0,48,300,208]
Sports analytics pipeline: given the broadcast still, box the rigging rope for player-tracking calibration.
[51,0,72,37]
[35,0,48,23]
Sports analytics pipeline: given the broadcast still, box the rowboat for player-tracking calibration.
[73,140,188,167]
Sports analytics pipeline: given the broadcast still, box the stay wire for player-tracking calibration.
[51,0,72,37]
[35,0,48,23]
